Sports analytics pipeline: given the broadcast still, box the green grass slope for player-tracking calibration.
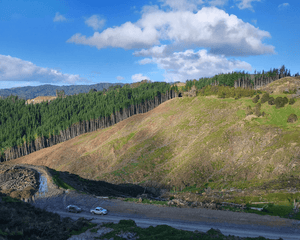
[8,78,300,209]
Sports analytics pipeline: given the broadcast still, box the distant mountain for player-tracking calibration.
[0,83,124,100]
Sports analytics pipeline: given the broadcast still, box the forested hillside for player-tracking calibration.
[182,65,295,91]
[1,67,297,162]
[0,81,178,161]
[0,82,124,100]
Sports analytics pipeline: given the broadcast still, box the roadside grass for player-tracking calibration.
[1,195,22,203]
[52,173,76,190]
[123,197,170,206]
[97,219,270,240]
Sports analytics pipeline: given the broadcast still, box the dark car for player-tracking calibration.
[66,205,82,213]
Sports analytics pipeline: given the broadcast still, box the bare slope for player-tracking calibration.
[7,77,300,198]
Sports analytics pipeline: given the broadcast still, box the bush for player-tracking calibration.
[261,93,270,104]
[268,97,275,105]
[252,95,260,103]
[287,114,298,123]
[254,103,262,117]
[289,97,296,105]
[283,97,289,105]
[246,106,253,116]
[274,97,286,108]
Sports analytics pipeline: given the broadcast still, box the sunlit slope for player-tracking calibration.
[8,89,300,191]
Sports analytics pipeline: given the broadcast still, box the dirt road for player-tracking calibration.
[29,190,300,240]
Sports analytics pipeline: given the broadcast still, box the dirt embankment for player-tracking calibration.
[25,96,57,105]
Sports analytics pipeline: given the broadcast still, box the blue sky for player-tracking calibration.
[0,0,299,89]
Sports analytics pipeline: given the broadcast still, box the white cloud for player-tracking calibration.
[116,76,124,80]
[278,3,290,9]
[53,12,67,22]
[68,6,274,56]
[0,55,87,84]
[131,73,150,82]
[235,0,261,11]
[137,49,252,82]
[134,45,168,58]
[67,21,160,49]
[85,15,106,31]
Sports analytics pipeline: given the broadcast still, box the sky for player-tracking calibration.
[0,0,299,89]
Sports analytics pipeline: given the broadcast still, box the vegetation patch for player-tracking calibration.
[52,173,76,190]
[0,192,95,240]
[98,219,273,240]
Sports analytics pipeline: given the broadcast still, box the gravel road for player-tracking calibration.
[28,190,300,240]
[15,164,299,240]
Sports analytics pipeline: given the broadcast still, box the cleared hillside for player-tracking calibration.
[6,77,300,203]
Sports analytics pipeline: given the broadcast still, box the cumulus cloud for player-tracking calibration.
[131,73,150,82]
[85,15,106,31]
[278,3,290,9]
[53,12,67,22]
[116,76,124,80]
[67,6,274,56]
[0,55,87,84]
[235,0,261,11]
[137,49,252,82]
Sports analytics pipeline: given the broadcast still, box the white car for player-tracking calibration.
[90,207,108,215]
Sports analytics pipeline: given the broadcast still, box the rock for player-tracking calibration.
[117,231,138,239]
[0,164,39,201]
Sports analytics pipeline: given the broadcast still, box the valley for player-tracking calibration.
[1,76,300,239]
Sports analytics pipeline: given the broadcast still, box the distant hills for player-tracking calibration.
[0,82,125,100]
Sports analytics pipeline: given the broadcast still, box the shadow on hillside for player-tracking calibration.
[47,167,159,198]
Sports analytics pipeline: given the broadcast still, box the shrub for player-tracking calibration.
[268,97,275,105]
[287,114,298,123]
[274,97,286,108]
[283,89,289,94]
[252,95,260,103]
[254,103,262,117]
[261,93,270,104]
[283,97,289,105]
[246,106,253,116]
[289,97,296,105]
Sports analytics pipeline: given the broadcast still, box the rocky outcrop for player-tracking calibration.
[0,164,40,202]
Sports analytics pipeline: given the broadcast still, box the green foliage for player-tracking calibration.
[0,82,171,157]
[289,97,296,105]
[287,113,298,123]
[283,88,297,94]
[260,93,270,104]
[52,174,76,190]
[274,97,287,108]
[254,104,262,117]
[268,97,275,105]
[245,105,253,116]
[1,196,22,203]
[252,95,260,103]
